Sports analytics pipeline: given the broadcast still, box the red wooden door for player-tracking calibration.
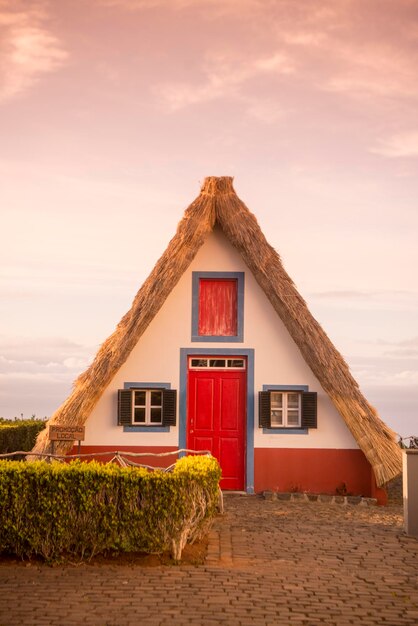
[187,365,246,490]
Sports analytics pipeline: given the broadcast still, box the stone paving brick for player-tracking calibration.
[1,495,417,625]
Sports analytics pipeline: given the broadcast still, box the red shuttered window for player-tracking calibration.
[198,279,238,336]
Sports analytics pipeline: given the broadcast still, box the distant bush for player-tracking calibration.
[0,455,221,561]
[0,419,47,456]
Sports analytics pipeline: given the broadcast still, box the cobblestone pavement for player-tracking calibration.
[0,494,417,625]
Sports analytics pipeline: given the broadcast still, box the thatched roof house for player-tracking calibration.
[31,176,401,495]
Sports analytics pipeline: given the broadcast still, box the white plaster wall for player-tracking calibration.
[84,228,358,450]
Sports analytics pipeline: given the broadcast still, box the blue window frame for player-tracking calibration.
[123,382,171,432]
[261,385,309,434]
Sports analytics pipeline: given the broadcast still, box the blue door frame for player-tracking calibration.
[179,347,254,493]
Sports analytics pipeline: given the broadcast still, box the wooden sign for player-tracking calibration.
[49,425,85,441]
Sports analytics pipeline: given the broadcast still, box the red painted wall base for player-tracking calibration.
[69,445,387,505]
[69,445,178,468]
[254,448,386,505]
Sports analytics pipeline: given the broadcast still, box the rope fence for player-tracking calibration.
[0,448,212,472]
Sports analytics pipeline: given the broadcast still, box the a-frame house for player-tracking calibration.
[32,177,401,502]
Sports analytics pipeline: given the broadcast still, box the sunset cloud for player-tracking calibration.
[244,98,285,124]
[100,0,262,13]
[309,290,418,312]
[349,352,418,388]
[268,2,418,104]
[0,3,68,103]
[155,51,294,110]
[354,367,418,388]
[370,132,418,158]
[324,45,418,100]
[384,337,418,358]
[0,335,94,417]
[143,0,418,128]
[0,335,93,367]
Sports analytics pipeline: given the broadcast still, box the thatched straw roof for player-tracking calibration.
[30,176,402,486]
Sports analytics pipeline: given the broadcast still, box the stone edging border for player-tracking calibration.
[263,491,377,506]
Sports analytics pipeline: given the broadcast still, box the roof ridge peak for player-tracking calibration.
[200,176,235,196]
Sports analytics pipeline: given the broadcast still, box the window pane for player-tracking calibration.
[150,408,162,424]
[209,359,226,368]
[287,410,300,426]
[134,407,146,423]
[271,392,283,408]
[287,393,300,409]
[228,359,245,368]
[134,391,146,406]
[150,390,162,406]
[271,409,283,426]
[191,358,208,367]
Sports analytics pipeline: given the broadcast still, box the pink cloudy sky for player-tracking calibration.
[1,0,417,437]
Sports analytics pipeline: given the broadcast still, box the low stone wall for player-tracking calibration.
[263,491,377,506]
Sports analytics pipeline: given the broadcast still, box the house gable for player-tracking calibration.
[84,228,357,450]
[31,176,401,487]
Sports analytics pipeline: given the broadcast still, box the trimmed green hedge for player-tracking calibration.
[0,420,46,456]
[0,455,221,561]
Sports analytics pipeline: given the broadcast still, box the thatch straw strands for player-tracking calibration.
[30,177,401,486]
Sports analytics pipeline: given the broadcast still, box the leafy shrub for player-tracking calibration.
[0,455,221,561]
[0,420,46,456]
